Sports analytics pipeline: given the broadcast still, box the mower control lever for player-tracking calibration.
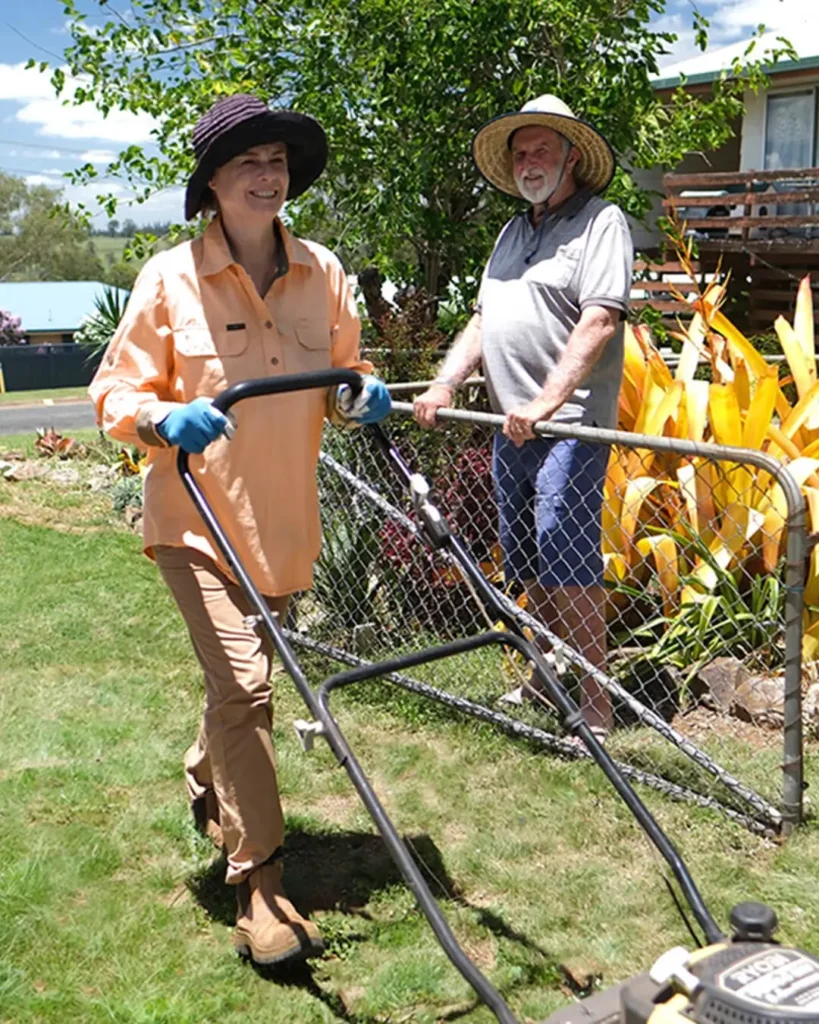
[409,473,450,548]
[293,718,326,753]
[649,946,700,997]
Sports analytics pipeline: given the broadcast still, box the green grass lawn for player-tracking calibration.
[2,474,819,1023]
[0,386,91,406]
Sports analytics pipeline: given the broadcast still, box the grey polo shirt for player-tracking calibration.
[477,189,633,428]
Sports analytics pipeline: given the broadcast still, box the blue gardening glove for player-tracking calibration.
[156,397,230,453]
[335,374,392,424]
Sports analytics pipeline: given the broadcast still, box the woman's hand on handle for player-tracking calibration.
[156,397,231,453]
[335,375,392,425]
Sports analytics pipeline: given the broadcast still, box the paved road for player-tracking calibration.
[0,401,97,436]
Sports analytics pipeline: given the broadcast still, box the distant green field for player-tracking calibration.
[91,235,131,259]
[0,234,166,267]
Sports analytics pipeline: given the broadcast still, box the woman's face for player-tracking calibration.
[208,142,290,225]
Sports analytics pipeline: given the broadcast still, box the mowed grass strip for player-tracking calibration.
[0,387,92,406]
[2,492,819,1023]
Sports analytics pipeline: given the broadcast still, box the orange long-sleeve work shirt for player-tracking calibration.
[89,217,372,596]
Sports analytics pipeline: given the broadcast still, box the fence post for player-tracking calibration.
[782,480,807,834]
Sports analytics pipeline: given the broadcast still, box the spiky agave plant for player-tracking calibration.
[75,285,129,358]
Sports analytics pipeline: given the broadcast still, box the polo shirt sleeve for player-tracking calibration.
[577,206,633,316]
[475,217,516,314]
[475,261,490,315]
[87,259,177,449]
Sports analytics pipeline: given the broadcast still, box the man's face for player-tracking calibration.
[511,126,577,205]
[209,142,290,224]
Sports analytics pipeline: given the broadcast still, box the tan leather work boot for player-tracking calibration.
[234,860,324,966]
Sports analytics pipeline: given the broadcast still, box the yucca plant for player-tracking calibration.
[74,285,129,358]
[607,221,817,661]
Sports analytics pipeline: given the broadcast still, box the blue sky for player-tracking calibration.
[0,0,811,227]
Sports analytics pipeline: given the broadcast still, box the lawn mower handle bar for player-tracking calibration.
[209,368,364,416]
[176,372,721,1022]
[365,423,725,947]
[177,371,518,1024]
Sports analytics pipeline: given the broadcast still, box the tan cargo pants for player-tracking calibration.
[155,545,289,884]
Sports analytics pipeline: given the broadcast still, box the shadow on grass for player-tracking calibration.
[186,827,459,924]
[186,825,567,1017]
[247,959,377,1023]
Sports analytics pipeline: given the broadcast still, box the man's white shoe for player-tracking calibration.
[498,686,526,706]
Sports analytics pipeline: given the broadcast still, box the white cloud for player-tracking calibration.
[80,148,118,165]
[56,182,185,227]
[0,62,58,102]
[0,62,159,144]
[23,148,65,160]
[3,147,65,160]
[114,186,186,222]
[24,173,63,187]
[656,0,812,69]
[714,0,807,34]
[16,97,158,143]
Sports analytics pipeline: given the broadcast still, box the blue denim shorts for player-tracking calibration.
[493,432,609,588]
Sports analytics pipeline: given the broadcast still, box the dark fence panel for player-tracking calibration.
[0,344,102,391]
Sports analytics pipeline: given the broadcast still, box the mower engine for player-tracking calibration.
[542,904,819,1024]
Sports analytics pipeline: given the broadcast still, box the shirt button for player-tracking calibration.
[270,357,279,366]
[265,320,273,329]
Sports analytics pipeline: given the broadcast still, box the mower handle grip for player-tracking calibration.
[211,368,364,416]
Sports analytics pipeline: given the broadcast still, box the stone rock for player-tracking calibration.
[47,466,82,486]
[3,460,50,482]
[802,683,819,739]
[87,465,117,492]
[698,657,749,713]
[698,656,785,726]
[733,674,785,725]
[124,505,143,530]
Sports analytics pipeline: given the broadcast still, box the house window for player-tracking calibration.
[62,333,75,344]
[763,91,819,235]
[764,90,817,170]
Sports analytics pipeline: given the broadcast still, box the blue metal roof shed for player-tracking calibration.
[0,281,130,336]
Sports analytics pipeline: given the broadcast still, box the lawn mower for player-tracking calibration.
[178,369,819,1024]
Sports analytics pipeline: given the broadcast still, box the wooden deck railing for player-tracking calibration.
[663,167,819,250]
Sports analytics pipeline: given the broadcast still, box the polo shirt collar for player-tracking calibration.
[199,216,312,278]
[523,186,592,231]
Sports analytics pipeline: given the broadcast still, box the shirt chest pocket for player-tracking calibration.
[171,324,250,397]
[525,243,581,291]
[280,317,332,374]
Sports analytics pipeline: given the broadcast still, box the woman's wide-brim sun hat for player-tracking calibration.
[472,94,616,199]
[185,93,328,220]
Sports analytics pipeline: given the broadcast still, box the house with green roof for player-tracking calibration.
[0,281,130,392]
[0,281,130,346]
[635,29,819,332]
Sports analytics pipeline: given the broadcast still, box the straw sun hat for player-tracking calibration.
[472,94,616,200]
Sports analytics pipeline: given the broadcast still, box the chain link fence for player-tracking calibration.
[286,389,806,836]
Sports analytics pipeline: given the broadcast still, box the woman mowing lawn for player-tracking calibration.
[88,94,391,967]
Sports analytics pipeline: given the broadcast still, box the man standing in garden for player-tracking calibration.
[414,95,633,739]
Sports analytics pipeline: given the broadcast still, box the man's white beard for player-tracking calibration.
[515,170,559,206]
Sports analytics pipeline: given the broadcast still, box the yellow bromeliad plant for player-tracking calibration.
[605,267,819,662]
